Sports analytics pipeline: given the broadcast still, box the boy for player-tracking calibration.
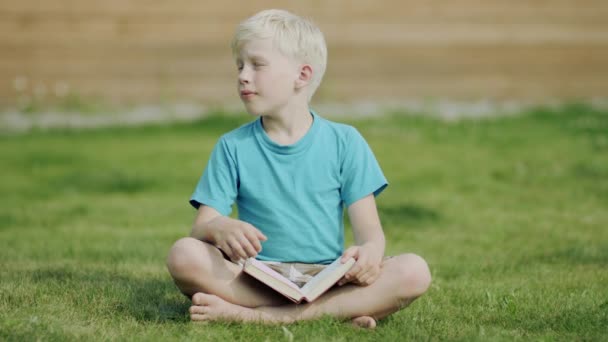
[166,9,431,328]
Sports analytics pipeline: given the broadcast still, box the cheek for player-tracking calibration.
[255,69,295,95]
[256,72,278,89]
[273,70,296,89]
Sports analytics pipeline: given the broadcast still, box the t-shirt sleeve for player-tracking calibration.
[340,127,388,207]
[189,137,238,215]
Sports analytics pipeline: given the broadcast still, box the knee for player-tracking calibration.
[393,253,432,299]
[166,237,207,280]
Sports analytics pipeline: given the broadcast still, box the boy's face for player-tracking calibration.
[235,38,301,116]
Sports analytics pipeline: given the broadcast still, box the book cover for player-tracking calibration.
[243,257,356,303]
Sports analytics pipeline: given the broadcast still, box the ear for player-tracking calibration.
[294,64,313,90]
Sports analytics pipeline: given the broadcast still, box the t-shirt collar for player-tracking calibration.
[254,110,319,155]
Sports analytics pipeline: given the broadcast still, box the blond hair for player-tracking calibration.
[231,9,328,102]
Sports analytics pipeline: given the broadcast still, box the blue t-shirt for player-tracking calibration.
[190,111,387,264]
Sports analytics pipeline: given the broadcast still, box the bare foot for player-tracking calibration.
[189,292,254,322]
[351,316,377,329]
[189,292,372,327]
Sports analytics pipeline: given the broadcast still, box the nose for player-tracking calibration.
[238,66,250,84]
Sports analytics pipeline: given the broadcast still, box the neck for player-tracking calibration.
[261,105,313,145]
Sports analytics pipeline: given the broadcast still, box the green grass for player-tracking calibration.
[1,104,607,341]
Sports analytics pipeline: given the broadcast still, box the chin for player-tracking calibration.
[243,107,263,117]
[242,102,267,117]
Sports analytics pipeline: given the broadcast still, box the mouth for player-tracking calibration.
[240,90,257,98]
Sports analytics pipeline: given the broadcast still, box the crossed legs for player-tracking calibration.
[166,237,431,326]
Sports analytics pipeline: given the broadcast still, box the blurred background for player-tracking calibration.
[2,0,607,122]
[2,2,608,339]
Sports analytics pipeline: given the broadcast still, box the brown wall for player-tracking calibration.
[1,0,607,106]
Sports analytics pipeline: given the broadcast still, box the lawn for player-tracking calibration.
[1,104,607,341]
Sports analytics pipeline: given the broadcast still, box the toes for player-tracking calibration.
[351,316,377,329]
[192,292,214,305]
[191,313,208,322]
[190,305,210,322]
[189,305,207,315]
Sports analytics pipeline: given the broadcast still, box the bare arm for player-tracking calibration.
[190,205,267,261]
[339,194,385,286]
[347,194,386,254]
[190,205,222,241]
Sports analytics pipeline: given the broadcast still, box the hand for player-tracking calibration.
[337,244,383,286]
[209,216,267,262]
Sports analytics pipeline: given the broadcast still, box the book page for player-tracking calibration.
[246,259,301,292]
[301,258,355,300]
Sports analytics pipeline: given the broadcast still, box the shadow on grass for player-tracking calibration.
[116,277,191,323]
[124,280,191,323]
[22,266,191,323]
[51,169,159,195]
[378,203,440,228]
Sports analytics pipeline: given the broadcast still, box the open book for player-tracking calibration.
[242,257,356,303]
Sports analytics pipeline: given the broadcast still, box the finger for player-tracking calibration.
[366,272,381,285]
[338,276,352,286]
[224,238,244,260]
[251,226,267,241]
[244,231,263,253]
[227,237,246,258]
[341,246,359,263]
[219,243,235,261]
[352,260,375,281]
[227,238,248,260]
[357,272,374,286]
[362,266,382,285]
[353,268,370,283]
[354,262,372,280]
[360,264,381,282]
[346,264,362,279]
[237,236,258,258]
[346,256,367,278]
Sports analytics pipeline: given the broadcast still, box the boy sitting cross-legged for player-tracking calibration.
[166,9,431,328]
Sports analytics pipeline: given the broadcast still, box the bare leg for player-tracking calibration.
[187,253,432,325]
[167,237,380,326]
[166,237,288,307]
